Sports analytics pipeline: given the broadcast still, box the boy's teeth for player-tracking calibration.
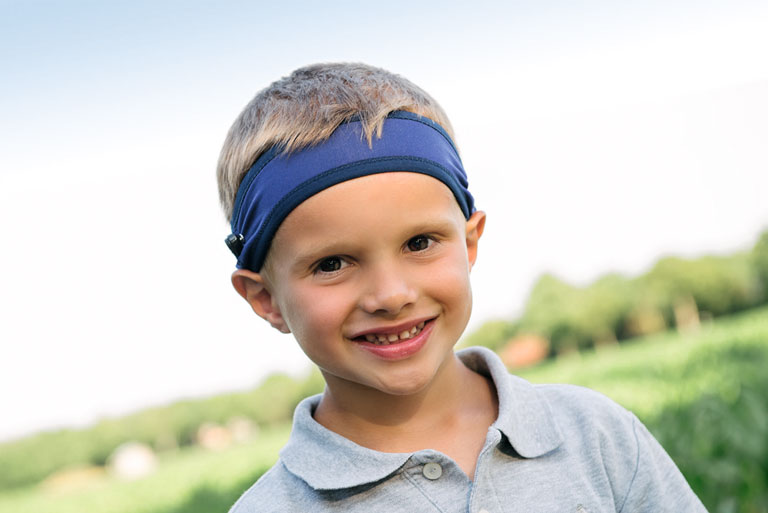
[361,321,428,344]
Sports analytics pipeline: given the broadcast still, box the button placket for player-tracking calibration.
[469,429,502,513]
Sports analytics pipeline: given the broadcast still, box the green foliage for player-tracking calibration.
[645,253,763,317]
[518,273,581,347]
[156,472,267,513]
[518,273,634,354]
[649,380,768,513]
[0,369,323,491]
[509,232,768,354]
[0,425,289,513]
[753,229,768,293]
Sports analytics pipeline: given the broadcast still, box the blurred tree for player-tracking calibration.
[519,273,636,352]
[518,274,580,353]
[645,254,762,320]
[752,229,768,297]
[572,273,634,344]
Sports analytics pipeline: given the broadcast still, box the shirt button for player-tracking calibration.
[422,462,443,480]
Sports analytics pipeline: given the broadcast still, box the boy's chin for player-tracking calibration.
[319,367,434,397]
[331,358,457,399]
[370,375,435,397]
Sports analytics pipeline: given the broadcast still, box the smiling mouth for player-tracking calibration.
[354,321,429,345]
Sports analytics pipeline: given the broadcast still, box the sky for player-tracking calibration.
[1,0,767,441]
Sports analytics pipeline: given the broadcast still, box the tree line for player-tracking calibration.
[463,230,768,355]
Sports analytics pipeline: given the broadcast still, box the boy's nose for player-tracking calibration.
[359,263,418,316]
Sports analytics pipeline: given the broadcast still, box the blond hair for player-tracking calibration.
[216,62,456,222]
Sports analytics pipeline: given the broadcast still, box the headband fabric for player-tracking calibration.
[226,111,475,271]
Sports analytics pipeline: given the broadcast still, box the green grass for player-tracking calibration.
[0,425,289,513]
[516,306,768,420]
[0,370,323,492]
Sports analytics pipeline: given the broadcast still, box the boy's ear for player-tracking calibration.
[231,270,291,333]
[465,210,486,269]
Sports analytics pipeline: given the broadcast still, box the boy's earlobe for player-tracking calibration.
[465,211,486,269]
[231,270,291,333]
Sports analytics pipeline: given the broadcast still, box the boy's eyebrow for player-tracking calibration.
[403,217,459,236]
[288,241,360,271]
[291,251,328,270]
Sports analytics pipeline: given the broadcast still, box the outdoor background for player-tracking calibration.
[1,1,767,512]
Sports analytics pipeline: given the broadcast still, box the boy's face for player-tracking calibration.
[235,172,485,397]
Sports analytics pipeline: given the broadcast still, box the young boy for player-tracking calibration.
[217,63,705,512]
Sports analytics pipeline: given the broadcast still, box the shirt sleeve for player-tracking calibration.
[617,414,708,512]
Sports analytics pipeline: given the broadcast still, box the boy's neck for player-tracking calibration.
[313,353,498,456]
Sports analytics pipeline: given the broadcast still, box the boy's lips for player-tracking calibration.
[350,318,436,360]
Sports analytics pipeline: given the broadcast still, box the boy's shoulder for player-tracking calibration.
[228,460,310,513]
[530,381,642,473]
[524,380,705,512]
[533,380,637,436]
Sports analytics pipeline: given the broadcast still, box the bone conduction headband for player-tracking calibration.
[225,111,475,271]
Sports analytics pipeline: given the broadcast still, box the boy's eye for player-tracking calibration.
[407,235,432,252]
[315,256,344,273]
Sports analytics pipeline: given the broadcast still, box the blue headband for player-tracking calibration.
[226,110,475,271]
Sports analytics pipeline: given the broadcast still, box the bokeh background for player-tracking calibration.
[1,1,767,512]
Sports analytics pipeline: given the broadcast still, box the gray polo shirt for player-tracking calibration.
[230,347,706,512]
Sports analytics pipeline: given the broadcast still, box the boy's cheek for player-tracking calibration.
[282,287,347,330]
[418,253,473,308]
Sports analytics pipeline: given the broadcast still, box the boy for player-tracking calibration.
[217,63,705,512]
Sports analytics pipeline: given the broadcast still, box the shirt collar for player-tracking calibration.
[459,346,563,458]
[280,346,563,490]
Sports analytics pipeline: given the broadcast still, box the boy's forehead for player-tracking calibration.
[306,171,457,206]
